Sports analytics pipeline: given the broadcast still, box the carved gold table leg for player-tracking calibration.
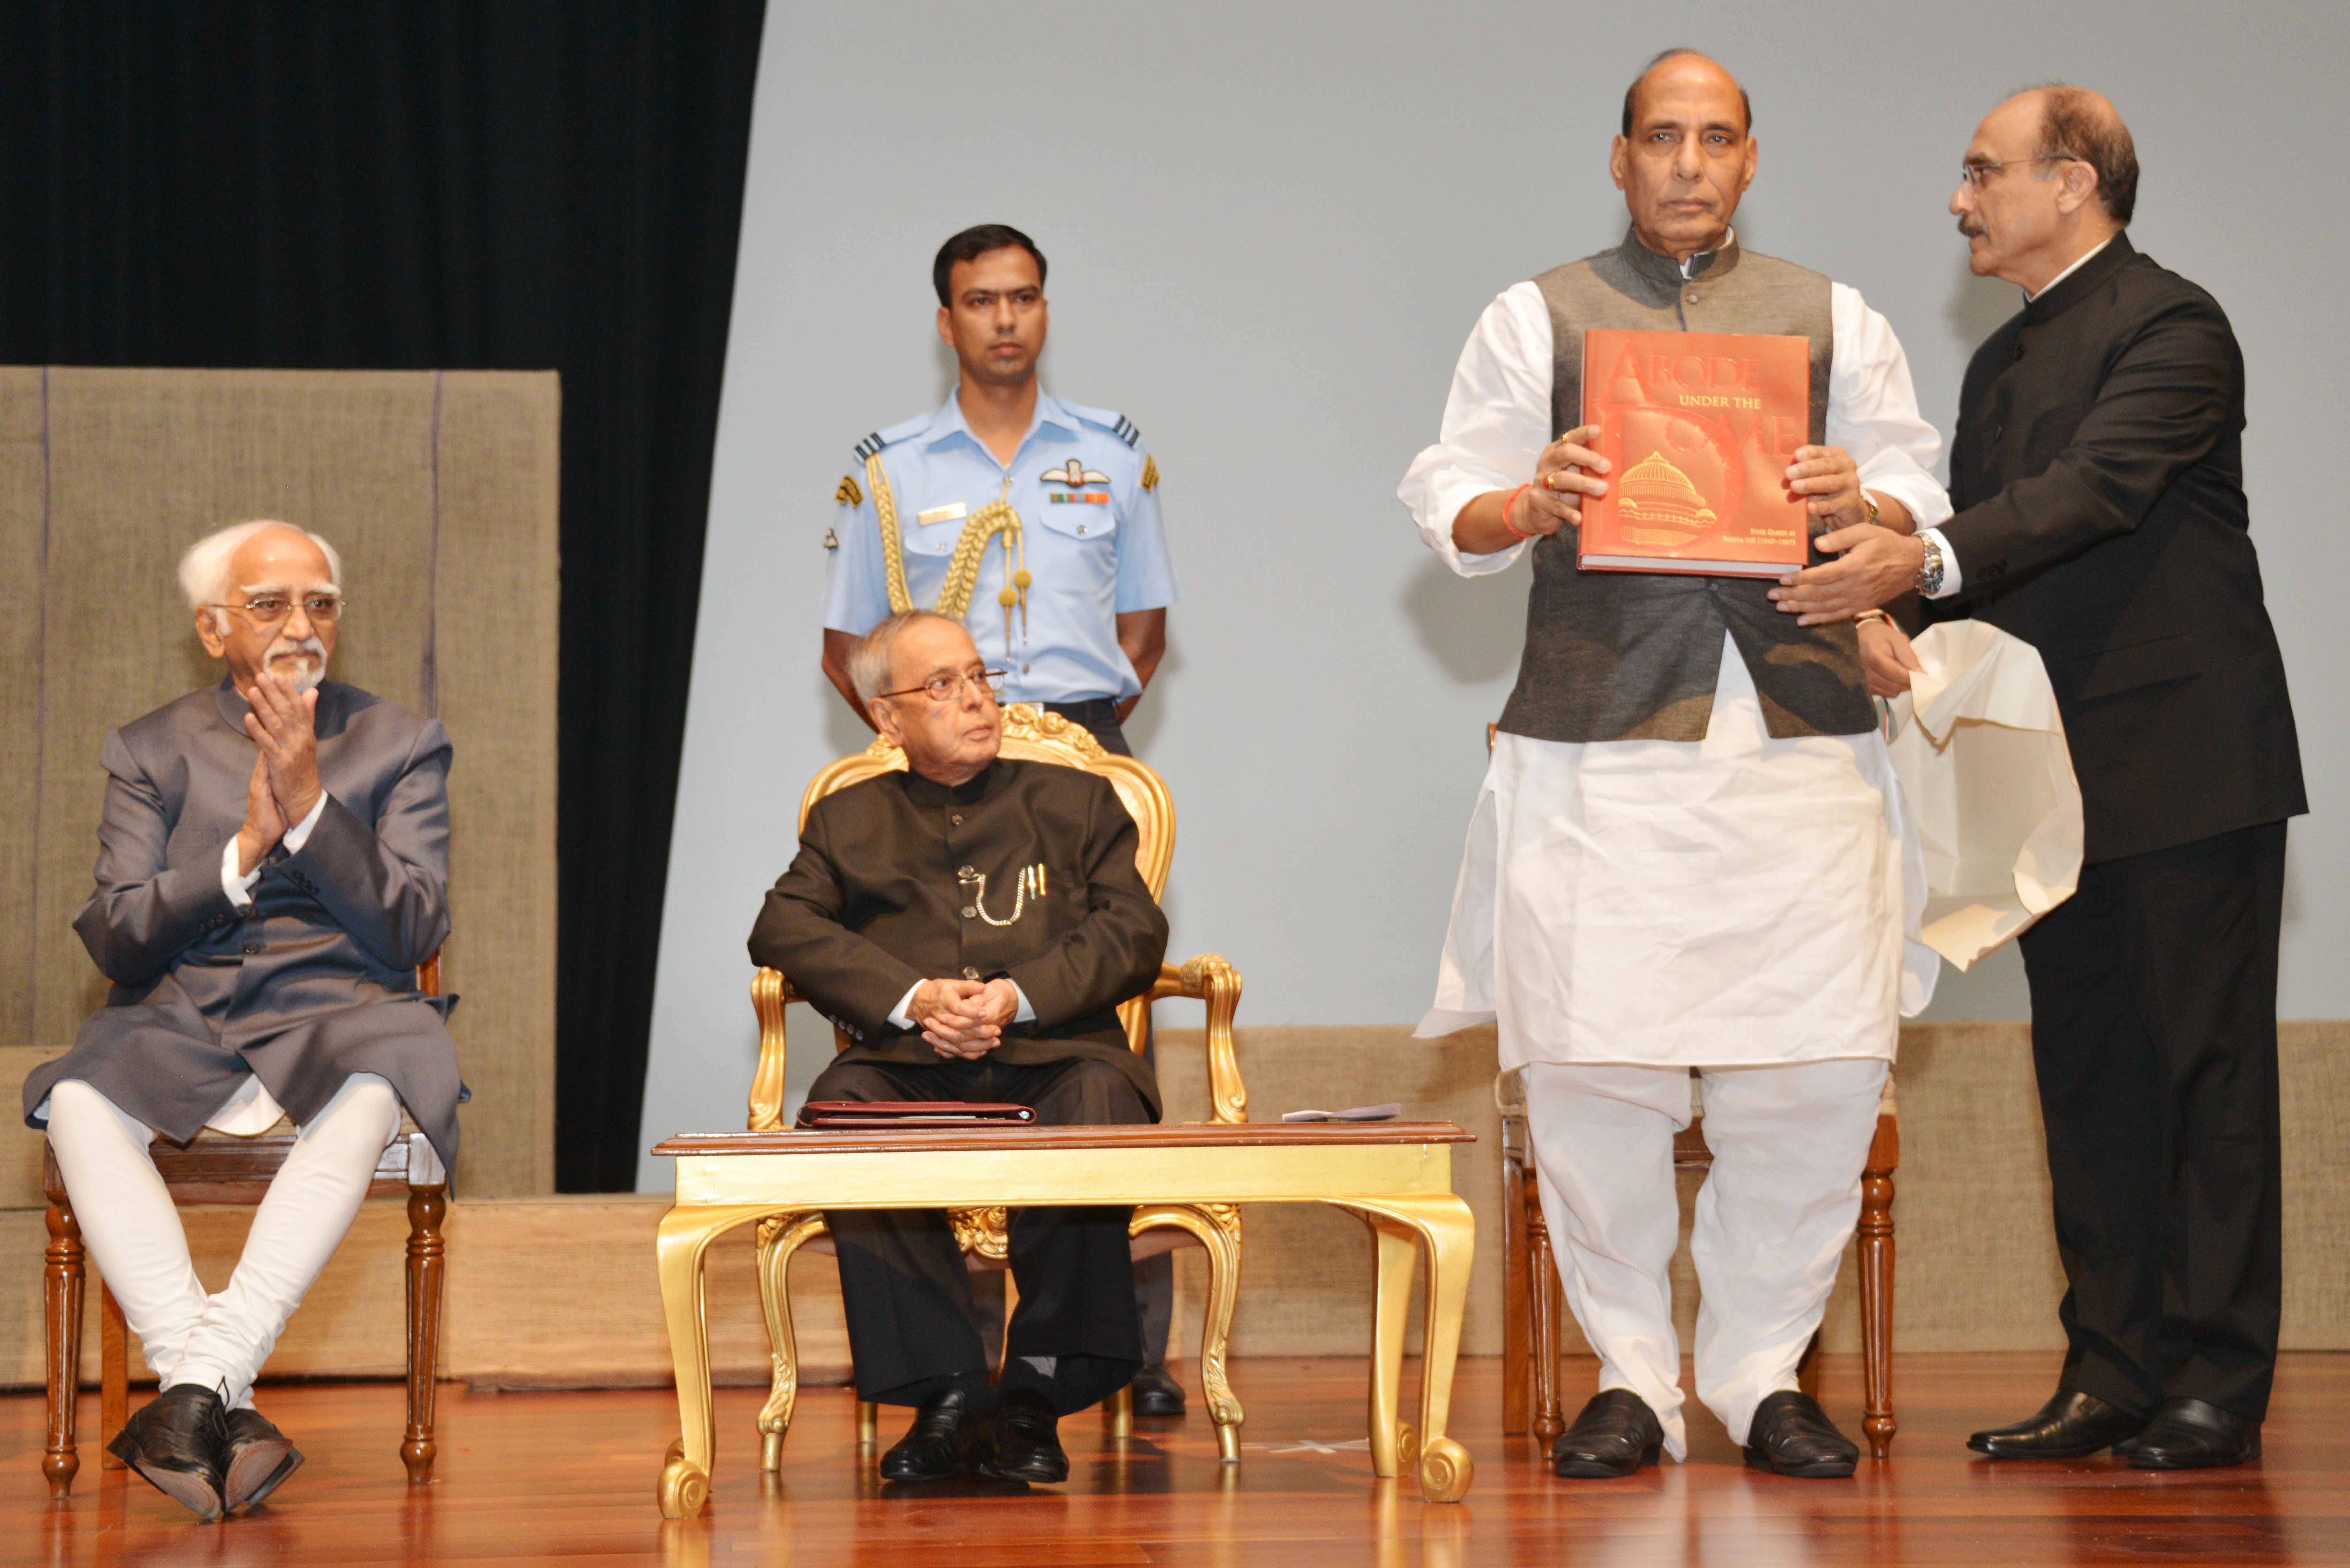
[754,1213,828,1472]
[1355,1210,1417,1480]
[1343,1195,1476,1503]
[856,1401,878,1452]
[658,1204,770,1518]
[1134,1203,1243,1461]
[1105,1384,1133,1439]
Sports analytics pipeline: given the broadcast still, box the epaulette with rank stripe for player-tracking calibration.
[1112,414,1141,448]
[852,432,885,462]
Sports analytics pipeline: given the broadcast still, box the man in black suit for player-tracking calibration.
[748,609,1168,1485]
[1779,86,2305,1470]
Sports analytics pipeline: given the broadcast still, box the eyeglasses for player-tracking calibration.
[205,592,347,626]
[876,667,1007,705]
[1958,156,2073,191]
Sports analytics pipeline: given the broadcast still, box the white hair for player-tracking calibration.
[848,609,963,707]
[178,520,344,630]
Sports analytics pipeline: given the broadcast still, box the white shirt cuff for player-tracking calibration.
[1919,527,1964,599]
[888,981,1035,1029]
[282,792,329,855]
[219,793,331,909]
[221,836,261,908]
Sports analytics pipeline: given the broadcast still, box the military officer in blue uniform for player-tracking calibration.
[816,224,1187,1413]
[820,224,1179,761]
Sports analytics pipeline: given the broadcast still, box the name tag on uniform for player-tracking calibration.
[1047,492,1111,504]
[916,502,968,525]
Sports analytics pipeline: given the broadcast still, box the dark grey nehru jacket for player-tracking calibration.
[23,679,465,1169]
[1500,232,1876,744]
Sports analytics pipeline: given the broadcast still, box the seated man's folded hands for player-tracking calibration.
[747,609,1169,1483]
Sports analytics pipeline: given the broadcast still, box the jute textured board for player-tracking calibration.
[0,368,556,1195]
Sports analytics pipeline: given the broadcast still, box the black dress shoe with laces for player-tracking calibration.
[971,1388,1069,1483]
[107,1385,231,1521]
[1131,1364,1187,1418]
[2127,1398,2262,1470]
[1967,1390,2145,1460]
[1742,1390,1859,1478]
[879,1385,982,1482]
[222,1407,304,1511]
[1549,1389,1664,1478]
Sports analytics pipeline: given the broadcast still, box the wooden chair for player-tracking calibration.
[40,954,452,1498]
[1498,1068,1900,1458]
[746,704,1249,1467]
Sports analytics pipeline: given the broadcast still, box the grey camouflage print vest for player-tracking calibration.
[1496,232,1875,743]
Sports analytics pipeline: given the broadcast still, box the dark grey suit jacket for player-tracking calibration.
[747,759,1169,1116]
[23,679,465,1168]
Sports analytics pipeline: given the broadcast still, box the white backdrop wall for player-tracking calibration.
[636,0,2349,1187]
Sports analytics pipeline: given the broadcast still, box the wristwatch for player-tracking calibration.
[1914,532,1946,597]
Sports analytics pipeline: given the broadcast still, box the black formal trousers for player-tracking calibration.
[2018,820,2286,1422]
[1041,699,1177,1371]
[811,1053,1149,1414]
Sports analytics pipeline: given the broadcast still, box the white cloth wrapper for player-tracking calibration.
[1883,620,2083,969]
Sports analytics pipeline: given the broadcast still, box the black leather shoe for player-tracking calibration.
[1549,1389,1664,1478]
[971,1388,1069,1483]
[2127,1398,2262,1470]
[222,1407,303,1511]
[1967,1390,2145,1460]
[879,1385,982,1482]
[1131,1365,1186,1418]
[106,1385,231,1521]
[1742,1390,1859,1478]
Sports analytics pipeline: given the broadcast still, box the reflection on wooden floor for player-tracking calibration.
[7,1353,2347,1565]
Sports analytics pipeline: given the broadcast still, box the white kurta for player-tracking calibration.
[1402,267,1949,1065]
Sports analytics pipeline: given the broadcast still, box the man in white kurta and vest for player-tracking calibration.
[1402,50,1946,1479]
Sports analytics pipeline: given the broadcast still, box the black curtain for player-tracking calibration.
[0,2,766,1190]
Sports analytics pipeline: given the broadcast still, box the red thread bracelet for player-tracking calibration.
[1500,483,1534,540]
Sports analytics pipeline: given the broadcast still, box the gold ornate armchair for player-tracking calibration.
[746,704,1247,1467]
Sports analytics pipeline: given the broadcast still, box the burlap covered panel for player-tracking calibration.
[2,366,554,1197]
[431,372,560,1195]
[0,372,46,1045]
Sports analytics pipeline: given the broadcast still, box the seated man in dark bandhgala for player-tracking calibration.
[747,608,1168,1484]
[23,521,462,1521]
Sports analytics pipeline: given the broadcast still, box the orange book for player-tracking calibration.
[1576,328,1813,577]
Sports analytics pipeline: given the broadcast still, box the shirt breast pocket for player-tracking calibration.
[904,513,962,556]
[1037,494,1119,545]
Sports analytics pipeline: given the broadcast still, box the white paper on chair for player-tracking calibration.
[1884,620,2084,970]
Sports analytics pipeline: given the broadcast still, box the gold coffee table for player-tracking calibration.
[648,1121,1477,1515]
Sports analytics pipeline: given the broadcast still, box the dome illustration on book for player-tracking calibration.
[1617,449,1719,545]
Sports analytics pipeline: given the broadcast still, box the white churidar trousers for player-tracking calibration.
[43,1074,401,1409]
[1523,1056,1888,1458]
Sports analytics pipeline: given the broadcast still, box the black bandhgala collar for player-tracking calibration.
[898,758,1001,809]
[2023,231,2137,327]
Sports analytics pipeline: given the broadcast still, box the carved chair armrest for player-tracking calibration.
[1147,954,1246,1125]
[748,967,801,1132]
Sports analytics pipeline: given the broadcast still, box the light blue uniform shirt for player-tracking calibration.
[822,392,1180,705]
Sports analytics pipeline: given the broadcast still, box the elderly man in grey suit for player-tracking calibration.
[22,520,461,1521]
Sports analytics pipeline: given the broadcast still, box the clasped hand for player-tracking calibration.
[1766,445,1922,625]
[236,674,322,876]
[912,977,1021,1059]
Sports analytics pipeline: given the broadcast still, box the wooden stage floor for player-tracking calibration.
[5,1354,2346,1566]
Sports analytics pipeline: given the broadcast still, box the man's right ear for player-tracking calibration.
[194,607,228,659]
